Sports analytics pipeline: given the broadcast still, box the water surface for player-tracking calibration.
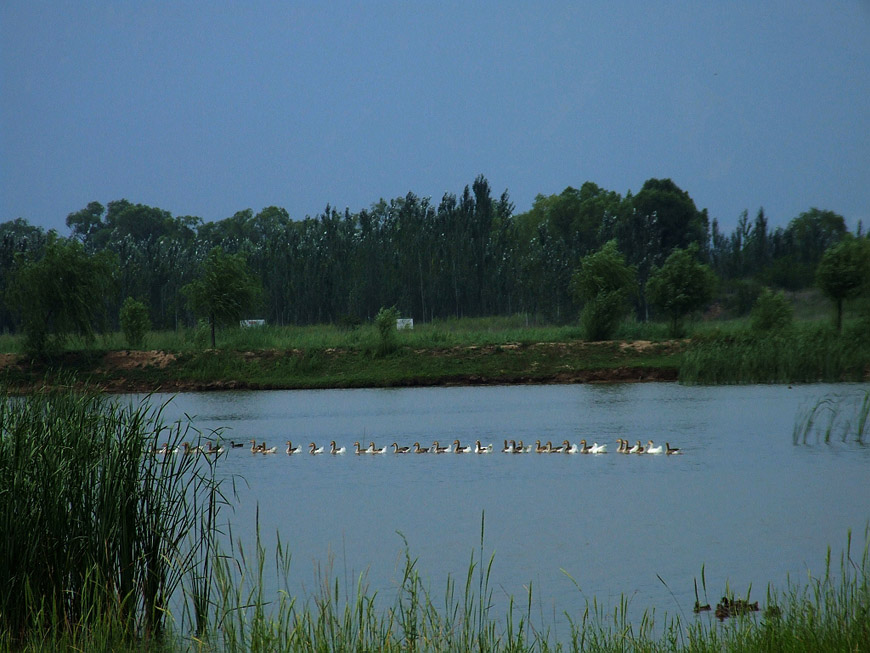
[149,382,870,627]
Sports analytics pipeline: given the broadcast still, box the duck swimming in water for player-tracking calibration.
[286,441,302,455]
[589,442,607,454]
[330,441,346,455]
[309,442,323,454]
[432,441,450,454]
[453,439,472,453]
[392,442,410,454]
[646,440,663,455]
[475,440,493,453]
[666,442,682,455]
[413,442,430,454]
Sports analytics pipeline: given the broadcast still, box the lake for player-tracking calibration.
[147,382,870,630]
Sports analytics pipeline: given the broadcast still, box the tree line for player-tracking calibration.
[1,175,867,349]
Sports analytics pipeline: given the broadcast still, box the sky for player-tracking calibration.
[2,1,869,236]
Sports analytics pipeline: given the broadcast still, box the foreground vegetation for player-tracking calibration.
[2,385,869,651]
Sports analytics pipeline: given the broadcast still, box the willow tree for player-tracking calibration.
[182,246,261,348]
[5,236,118,356]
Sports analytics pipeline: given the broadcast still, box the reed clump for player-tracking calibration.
[680,324,870,384]
[0,381,224,649]
[792,390,870,445]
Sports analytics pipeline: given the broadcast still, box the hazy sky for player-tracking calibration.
[2,2,869,235]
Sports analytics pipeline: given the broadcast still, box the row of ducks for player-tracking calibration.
[154,439,682,456]
[240,438,681,456]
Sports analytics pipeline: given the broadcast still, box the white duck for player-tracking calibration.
[589,442,608,454]
[474,440,493,453]
[286,441,302,455]
[629,440,644,454]
[645,440,663,455]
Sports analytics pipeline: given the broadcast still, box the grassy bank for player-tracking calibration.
[0,318,684,392]
[2,314,868,391]
[2,386,868,652]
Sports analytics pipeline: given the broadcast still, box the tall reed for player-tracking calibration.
[680,326,870,384]
[0,381,225,647]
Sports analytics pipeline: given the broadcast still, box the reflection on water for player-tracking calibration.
[147,382,870,625]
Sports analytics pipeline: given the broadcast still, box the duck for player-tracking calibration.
[453,439,472,454]
[501,439,511,453]
[308,442,323,454]
[392,442,410,454]
[534,440,547,453]
[286,441,302,455]
[666,442,682,455]
[616,438,630,454]
[546,441,564,453]
[474,440,492,453]
[369,441,387,454]
[562,440,579,454]
[646,440,663,455]
[589,442,608,454]
[260,443,278,454]
[250,439,261,453]
[629,440,644,454]
[353,441,368,455]
[330,440,346,455]
[152,443,171,454]
[181,442,203,455]
[514,440,529,453]
[204,442,224,454]
[578,439,592,454]
[413,442,430,454]
[229,440,245,448]
[432,441,450,454]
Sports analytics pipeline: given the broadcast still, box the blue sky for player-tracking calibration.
[2,2,869,235]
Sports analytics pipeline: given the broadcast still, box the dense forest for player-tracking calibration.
[0,176,862,335]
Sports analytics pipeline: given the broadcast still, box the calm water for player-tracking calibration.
[148,382,870,627]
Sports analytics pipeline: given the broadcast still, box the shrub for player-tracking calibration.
[119,296,150,348]
[374,305,400,356]
[750,288,793,333]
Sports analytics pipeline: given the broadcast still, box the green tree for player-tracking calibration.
[750,287,793,333]
[815,236,870,332]
[571,240,636,340]
[646,244,717,337]
[181,247,261,348]
[6,236,118,356]
[119,297,151,348]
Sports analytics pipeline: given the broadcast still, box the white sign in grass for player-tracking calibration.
[240,319,266,327]
[396,318,413,330]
